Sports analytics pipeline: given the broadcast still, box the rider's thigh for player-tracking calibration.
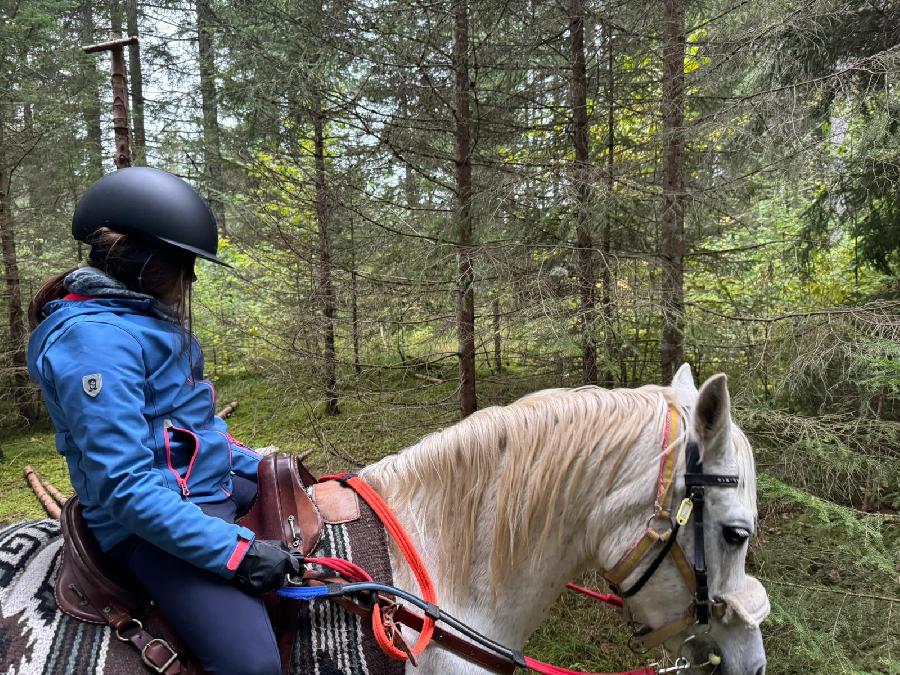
[113,536,281,675]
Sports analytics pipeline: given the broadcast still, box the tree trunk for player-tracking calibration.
[453,0,477,418]
[22,104,41,226]
[110,0,123,33]
[0,141,34,421]
[106,3,133,169]
[126,0,146,165]
[659,0,686,382]
[196,0,227,235]
[492,297,502,375]
[312,95,339,416]
[399,89,419,210]
[350,218,361,375]
[569,0,597,385]
[603,22,618,387]
[81,0,104,185]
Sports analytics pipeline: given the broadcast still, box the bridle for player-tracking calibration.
[604,406,740,650]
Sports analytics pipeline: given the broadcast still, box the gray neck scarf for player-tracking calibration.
[64,267,180,322]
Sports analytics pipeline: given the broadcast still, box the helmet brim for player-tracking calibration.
[157,237,233,268]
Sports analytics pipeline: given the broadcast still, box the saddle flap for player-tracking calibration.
[311,480,360,524]
[240,454,323,556]
[56,498,147,625]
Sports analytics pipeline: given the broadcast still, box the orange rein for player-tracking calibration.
[343,475,437,661]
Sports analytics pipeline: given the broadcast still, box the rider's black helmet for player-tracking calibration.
[72,167,229,267]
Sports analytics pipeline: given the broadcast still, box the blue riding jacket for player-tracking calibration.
[27,296,260,578]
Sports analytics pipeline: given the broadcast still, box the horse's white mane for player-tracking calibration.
[363,384,756,599]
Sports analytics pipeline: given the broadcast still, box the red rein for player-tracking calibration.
[525,658,656,675]
[523,585,656,675]
[329,473,656,675]
[567,582,624,608]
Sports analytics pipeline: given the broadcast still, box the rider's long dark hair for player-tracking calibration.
[28,227,195,331]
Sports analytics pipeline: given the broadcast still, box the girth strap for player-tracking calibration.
[116,620,183,674]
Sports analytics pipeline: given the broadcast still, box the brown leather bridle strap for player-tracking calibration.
[632,610,695,650]
[606,406,683,588]
[333,595,516,673]
[302,576,516,673]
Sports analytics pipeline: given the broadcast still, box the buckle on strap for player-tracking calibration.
[141,638,180,674]
[115,618,144,642]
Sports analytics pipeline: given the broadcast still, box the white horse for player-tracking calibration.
[0,365,767,674]
[362,364,768,674]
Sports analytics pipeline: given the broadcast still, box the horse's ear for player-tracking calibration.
[671,363,698,398]
[694,374,732,460]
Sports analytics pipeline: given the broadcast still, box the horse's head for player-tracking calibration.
[599,365,769,675]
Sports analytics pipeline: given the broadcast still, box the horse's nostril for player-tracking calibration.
[754,666,766,675]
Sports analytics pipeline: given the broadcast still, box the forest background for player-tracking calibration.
[0,0,898,672]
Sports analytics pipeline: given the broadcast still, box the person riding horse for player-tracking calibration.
[26,168,302,675]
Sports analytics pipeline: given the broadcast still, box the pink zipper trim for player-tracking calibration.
[164,421,201,497]
[215,430,234,467]
[226,433,261,456]
[202,380,216,412]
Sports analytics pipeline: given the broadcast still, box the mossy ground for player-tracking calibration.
[1,369,897,674]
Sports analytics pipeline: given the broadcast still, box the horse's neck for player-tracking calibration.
[384,478,587,644]
[365,424,661,673]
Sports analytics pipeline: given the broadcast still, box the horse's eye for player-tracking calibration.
[722,526,751,545]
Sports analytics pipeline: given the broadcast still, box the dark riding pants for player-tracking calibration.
[109,477,281,675]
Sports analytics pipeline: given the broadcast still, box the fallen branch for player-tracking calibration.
[216,400,238,418]
[41,478,69,506]
[413,373,443,385]
[23,466,61,519]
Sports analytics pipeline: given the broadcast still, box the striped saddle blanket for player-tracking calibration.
[290,484,405,675]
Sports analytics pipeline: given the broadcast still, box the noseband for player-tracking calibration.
[604,407,740,649]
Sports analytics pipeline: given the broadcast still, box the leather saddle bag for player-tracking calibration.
[56,497,191,674]
[239,452,324,557]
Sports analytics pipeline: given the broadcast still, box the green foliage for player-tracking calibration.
[752,476,899,674]
[806,102,900,274]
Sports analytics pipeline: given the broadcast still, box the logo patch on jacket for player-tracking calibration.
[82,373,102,397]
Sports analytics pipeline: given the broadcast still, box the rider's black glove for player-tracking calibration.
[231,539,303,595]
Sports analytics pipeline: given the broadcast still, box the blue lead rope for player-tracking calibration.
[277,585,332,600]
[279,581,437,617]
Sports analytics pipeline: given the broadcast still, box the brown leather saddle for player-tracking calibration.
[55,453,331,674]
